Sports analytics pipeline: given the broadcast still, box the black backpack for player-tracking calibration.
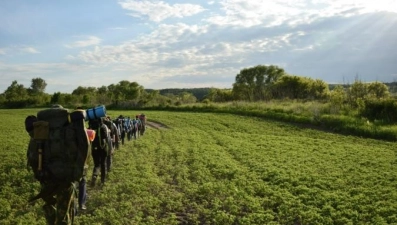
[25,108,90,185]
[88,118,109,153]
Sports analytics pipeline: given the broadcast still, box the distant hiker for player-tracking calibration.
[25,105,90,225]
[103,116,116,173]
[132,118,139,139]
[88,117,110,187]
[113,117,122,149]
[138,114,146,136]
[125,116,133,141]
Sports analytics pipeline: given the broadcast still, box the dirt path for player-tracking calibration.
[145,120,169,129]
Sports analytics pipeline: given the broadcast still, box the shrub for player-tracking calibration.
[360,99,397,123]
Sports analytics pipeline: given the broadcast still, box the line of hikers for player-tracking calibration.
[25,105,147,225]
[84,113,147,204]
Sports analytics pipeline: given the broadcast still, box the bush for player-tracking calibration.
[360,99,397,123]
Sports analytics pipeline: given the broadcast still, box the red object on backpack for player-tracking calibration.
[86,129,96,142]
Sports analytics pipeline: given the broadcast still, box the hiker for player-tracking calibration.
[76,107,90,211]
[103,116,116,173]
[131,118,139,140]
[25,105,90,225]
[126,116,133,141]
[117,115,127,145]
[112,118,121,150]
[138,114,146,136]
[113,116,123,148]
[88,117,110,187]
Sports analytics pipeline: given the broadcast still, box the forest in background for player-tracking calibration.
[1,64,397,128]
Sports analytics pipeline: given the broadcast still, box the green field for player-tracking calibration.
[1,109,397,225]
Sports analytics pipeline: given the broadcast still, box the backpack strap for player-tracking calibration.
[97,125,108,149]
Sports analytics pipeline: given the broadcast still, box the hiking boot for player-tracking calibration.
[79,204,87,210]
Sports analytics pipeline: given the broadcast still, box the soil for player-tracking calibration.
[145,120,169,129]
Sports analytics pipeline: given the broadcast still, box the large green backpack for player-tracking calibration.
[25,107,90,184]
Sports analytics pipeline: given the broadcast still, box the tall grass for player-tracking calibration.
[141,100,397,141]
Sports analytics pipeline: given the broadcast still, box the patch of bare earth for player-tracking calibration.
[145,121,169,129]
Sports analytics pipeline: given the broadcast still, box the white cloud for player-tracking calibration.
[65,36,101,48]
[21,47,40,54]
[65,55,76,60]
[65,21,309,86]
[119,0,206,22]
[2,0,396,93]
[204,0,397,28]
[0,46,40,55]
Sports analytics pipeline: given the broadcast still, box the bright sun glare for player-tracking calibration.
[361,0,397,13]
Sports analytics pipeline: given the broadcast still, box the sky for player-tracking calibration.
[0,0,397,94]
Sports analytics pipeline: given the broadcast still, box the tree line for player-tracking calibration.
[0,64,393,112]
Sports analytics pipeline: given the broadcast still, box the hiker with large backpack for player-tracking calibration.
[125,116,133,141]
[131,118,139,140]
[25,105,90,225]
[112,118,121,150]
[114,116,123,147]
[88,117,110,187]
[103,116,116,173]
[138,114,146,136]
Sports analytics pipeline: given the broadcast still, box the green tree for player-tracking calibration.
[3,81,29,107]
[72,86,97,96]
[119,81,143,100]
[272,75,329,100]
[329,85,346,105]
[232,65,285,101]
[272,75,307,99]
[139,90,162,107]
[72,86,98,105]
[308,79,329,100]
[29,77,47,94]
[329,85,346,114]
[51,92,61,104]
[205,88,234,102]
[96,85,111,104]
[178,92,197,104]
[367,82,390,99]
[349,80,367,100]
[0,93,6,106]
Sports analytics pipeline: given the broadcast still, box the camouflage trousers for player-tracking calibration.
[41,182,77,225]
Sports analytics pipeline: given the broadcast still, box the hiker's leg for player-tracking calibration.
[91,150,101,186]
[55,183,76,225]
[42,194,57,225]
[78,177,87,208]
[121,131,125,145]
[100,150,107,184]
[107,153,112,172]
[40,182,63,225]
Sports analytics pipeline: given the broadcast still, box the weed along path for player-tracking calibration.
[2,110,397,225]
